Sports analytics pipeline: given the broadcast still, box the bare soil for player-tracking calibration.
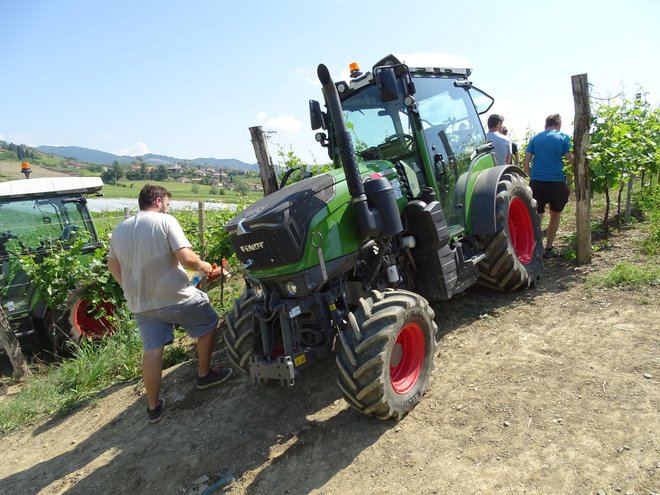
[0,224,658,495]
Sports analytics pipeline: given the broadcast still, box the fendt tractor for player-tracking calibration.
[223,53,543,420]
[0,177,115,354]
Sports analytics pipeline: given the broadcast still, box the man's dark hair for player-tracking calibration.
[487,114,504,129]
[138,184,172,210]
[545,114,562,128]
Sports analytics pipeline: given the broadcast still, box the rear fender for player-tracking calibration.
[469,166,527,236]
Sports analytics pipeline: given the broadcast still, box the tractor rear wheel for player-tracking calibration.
[49,289,117,355]
[224,289,259,375]
[476,172,543,291]
[336,289,437,421]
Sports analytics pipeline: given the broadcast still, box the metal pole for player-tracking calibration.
[624,178,633,224]
[198,201,205,259]
[198,201,207,291]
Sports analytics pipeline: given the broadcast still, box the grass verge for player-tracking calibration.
[587,261,660,288]
[0,317,143,435]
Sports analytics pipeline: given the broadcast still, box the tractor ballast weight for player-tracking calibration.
[224,54,543,420]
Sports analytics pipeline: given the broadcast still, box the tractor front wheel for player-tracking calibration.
[224,289,259,375]
[476,172,543,291]
[336,289,437,421]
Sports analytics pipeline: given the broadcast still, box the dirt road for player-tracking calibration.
[0,226,658,495]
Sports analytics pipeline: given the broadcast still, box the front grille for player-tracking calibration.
[226,174,336,269]
[230,228,302,268]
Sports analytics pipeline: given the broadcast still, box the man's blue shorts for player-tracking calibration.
[134,290,219,352]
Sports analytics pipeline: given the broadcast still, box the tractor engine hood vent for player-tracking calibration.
[225,173,335,269]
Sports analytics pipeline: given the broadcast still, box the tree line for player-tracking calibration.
[0,142,37,162]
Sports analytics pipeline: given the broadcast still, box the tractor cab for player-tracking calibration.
[0,177,106,351]
[310,53,495,234]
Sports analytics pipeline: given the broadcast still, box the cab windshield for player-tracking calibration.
[341,74,486,228]
[0,196,97,253]
[342,81,415,159]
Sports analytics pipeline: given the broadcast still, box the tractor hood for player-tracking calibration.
[225,173,336,270]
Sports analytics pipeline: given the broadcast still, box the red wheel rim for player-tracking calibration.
[508,197,535,264]
[72,298,116,339]
[390,322,425,394]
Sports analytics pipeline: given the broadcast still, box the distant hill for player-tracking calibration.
[36,146,132,166]
[36,146,258,171]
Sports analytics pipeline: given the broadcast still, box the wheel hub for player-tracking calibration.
[390,322,424,394]
[508,197,535,264]
[71,297,116,339]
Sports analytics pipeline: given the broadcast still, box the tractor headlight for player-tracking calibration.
[285,280,298,296]
[252,283,265,299]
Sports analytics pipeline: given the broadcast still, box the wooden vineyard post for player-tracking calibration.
[572,73,592,265]
[249,126,279,196]
[198,201,207,291]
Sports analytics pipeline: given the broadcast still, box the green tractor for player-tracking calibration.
[223,54,542,420]
[0,177,116,355]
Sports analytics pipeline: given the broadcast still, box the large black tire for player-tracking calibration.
[476,172,543,291]
[224,289,259,375]
[49,289,116,355]
[336,289,437,421]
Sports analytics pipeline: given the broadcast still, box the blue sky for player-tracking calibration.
[1,0,658,165]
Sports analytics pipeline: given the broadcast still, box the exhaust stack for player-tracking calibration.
[317,64,378,237]
[317,64,403,239]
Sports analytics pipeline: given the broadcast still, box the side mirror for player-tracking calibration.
[309,100,326,130]
[374,67,399,102]
[469,86,495,115]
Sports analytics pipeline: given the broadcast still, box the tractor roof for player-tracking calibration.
[0,177,104,198]
[343,53,473,92]
[393,52,472,76]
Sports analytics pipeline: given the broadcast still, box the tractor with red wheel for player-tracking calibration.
[223,54,542,420]
[0,177,116,355]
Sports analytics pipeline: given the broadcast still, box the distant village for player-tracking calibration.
[0,141,262,192]
[98,160,261,192]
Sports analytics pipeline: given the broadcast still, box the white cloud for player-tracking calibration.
[113,142,150,156]
[295,68,319,87]
[255,113,302,134]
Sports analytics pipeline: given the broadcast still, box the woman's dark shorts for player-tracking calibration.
[530,180,570,214]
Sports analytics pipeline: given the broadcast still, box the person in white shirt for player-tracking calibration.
[485,114,512,165]
[108,185,232,423]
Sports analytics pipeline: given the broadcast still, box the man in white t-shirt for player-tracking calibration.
[485,113,512,166]
[108,185,232,423]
